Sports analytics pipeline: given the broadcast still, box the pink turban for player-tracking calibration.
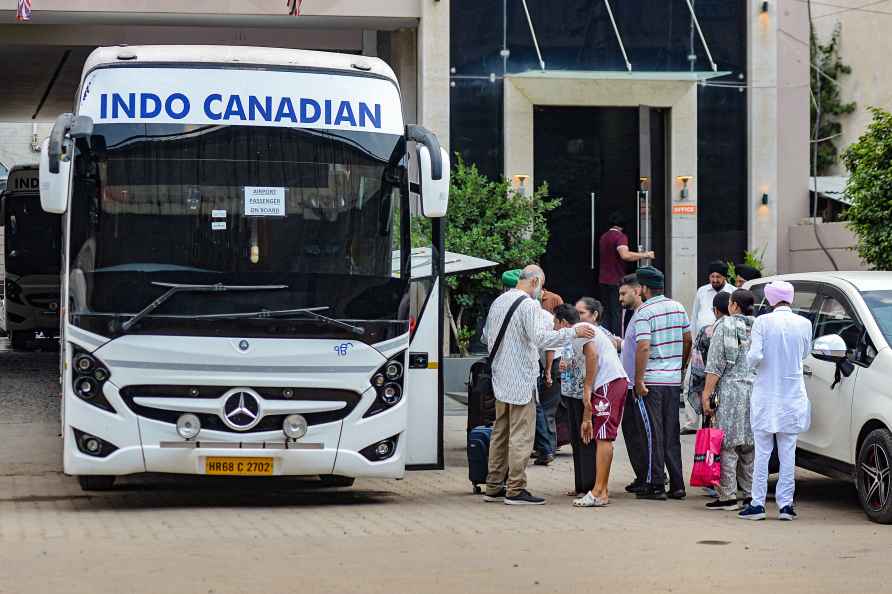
[765,280,794,306]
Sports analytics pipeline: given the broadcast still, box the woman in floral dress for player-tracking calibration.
[701,290,758,510]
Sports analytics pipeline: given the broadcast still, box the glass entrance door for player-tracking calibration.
[534,106,666,306]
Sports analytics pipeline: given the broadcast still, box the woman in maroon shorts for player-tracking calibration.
[572,298,630,508]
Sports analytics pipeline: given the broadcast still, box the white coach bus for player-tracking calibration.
[39,46,450,490]
[1,165,62,349]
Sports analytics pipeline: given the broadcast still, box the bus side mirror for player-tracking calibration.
[39,137,71,214]
[418,145,449,218]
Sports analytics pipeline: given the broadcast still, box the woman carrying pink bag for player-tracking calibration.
[700,290,758,511]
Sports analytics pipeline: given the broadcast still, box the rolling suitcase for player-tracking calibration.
[467,425,492,494]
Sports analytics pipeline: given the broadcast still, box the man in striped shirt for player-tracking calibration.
[483,265,595,505]
[633,266,693,501]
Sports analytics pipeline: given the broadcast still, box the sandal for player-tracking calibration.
[573,492,609,507]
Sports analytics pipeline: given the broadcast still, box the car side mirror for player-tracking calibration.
[812,334,847,363]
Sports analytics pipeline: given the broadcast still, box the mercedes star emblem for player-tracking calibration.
[221,390,263,431]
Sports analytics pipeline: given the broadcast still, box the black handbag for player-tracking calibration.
[466,295,527,430]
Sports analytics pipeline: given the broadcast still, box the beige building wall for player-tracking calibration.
[813,1,892,174]
[503,74,700,307]
[788,221,867,272]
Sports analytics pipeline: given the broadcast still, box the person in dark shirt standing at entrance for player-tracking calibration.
[598,212,654,335]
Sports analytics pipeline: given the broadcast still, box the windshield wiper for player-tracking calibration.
[119,282,288,332]
[191,306,366,335]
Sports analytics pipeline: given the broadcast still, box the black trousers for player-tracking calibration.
[622,388,648,484]
[564,396,596,495]
[640,385,685,492]
[534,359,563,456]
[600,283,621,335]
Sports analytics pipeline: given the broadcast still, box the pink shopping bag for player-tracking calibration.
[690,427,724,487]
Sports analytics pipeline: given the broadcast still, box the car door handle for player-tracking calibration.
[803,365,813,376]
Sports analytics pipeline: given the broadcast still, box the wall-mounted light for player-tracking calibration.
[512,174,530,196]
[676,175,693,200]
[760,1,769,13]
[761,193,769,205]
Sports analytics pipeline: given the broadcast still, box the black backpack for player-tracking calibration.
[466,295,527,431]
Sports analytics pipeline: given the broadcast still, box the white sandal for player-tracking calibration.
[573,492,609,507]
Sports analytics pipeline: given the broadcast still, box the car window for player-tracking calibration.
[790,285,819,333]
[749,283,769,316]
[814,294,862,353]
[862,291,892,347]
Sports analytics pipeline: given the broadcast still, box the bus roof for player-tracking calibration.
[82,46,399,87]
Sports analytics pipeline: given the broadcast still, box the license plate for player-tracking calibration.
[205,457,273,476]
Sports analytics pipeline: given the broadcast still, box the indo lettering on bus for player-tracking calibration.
[100,92,191,120]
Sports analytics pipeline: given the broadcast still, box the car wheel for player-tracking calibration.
[77,475,116,491]
[856,429,892,524]
[318,475,355,488]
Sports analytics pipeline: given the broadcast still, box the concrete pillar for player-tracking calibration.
[748,1,810,275]
[418,0,449,149]
[389,28,418,128]
[362,30,378,57]
[667,83,698,308]
[777,2,811,274]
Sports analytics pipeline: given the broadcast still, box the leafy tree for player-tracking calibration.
[414,156,561,354]
[811,24,856,174]
[840,108,892,270]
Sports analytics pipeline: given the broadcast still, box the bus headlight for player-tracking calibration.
[283,414,308,440]
[176,413,201,440]
[375,441,393,458]
[74,354,95,372]
[365,352,406,418]
[384,361,403,381]
[70,346,115,413]
[76,377,98,399]
[73,428,118,458]
[4,280,23,304]
[381,383,402,406]
[360,435,399,461]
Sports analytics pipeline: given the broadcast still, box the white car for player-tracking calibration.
[745,272,892,523]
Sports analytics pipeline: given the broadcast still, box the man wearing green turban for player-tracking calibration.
[501,269,522,288]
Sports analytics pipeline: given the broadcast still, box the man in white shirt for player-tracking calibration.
[739,280,813,521]
[683,261,736,434]
[690,261,735,333]
[483,265,595,506]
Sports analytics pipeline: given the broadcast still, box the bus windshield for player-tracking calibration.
[68,123,408,338]
[3,192,62,276]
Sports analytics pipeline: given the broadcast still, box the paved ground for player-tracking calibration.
[1,340,891,594]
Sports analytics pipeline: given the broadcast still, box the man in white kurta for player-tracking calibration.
[683,262,736,434]
[740,281,813,521]
[690,261,736,333]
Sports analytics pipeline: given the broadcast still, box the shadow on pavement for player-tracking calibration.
[58,475,401,510]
